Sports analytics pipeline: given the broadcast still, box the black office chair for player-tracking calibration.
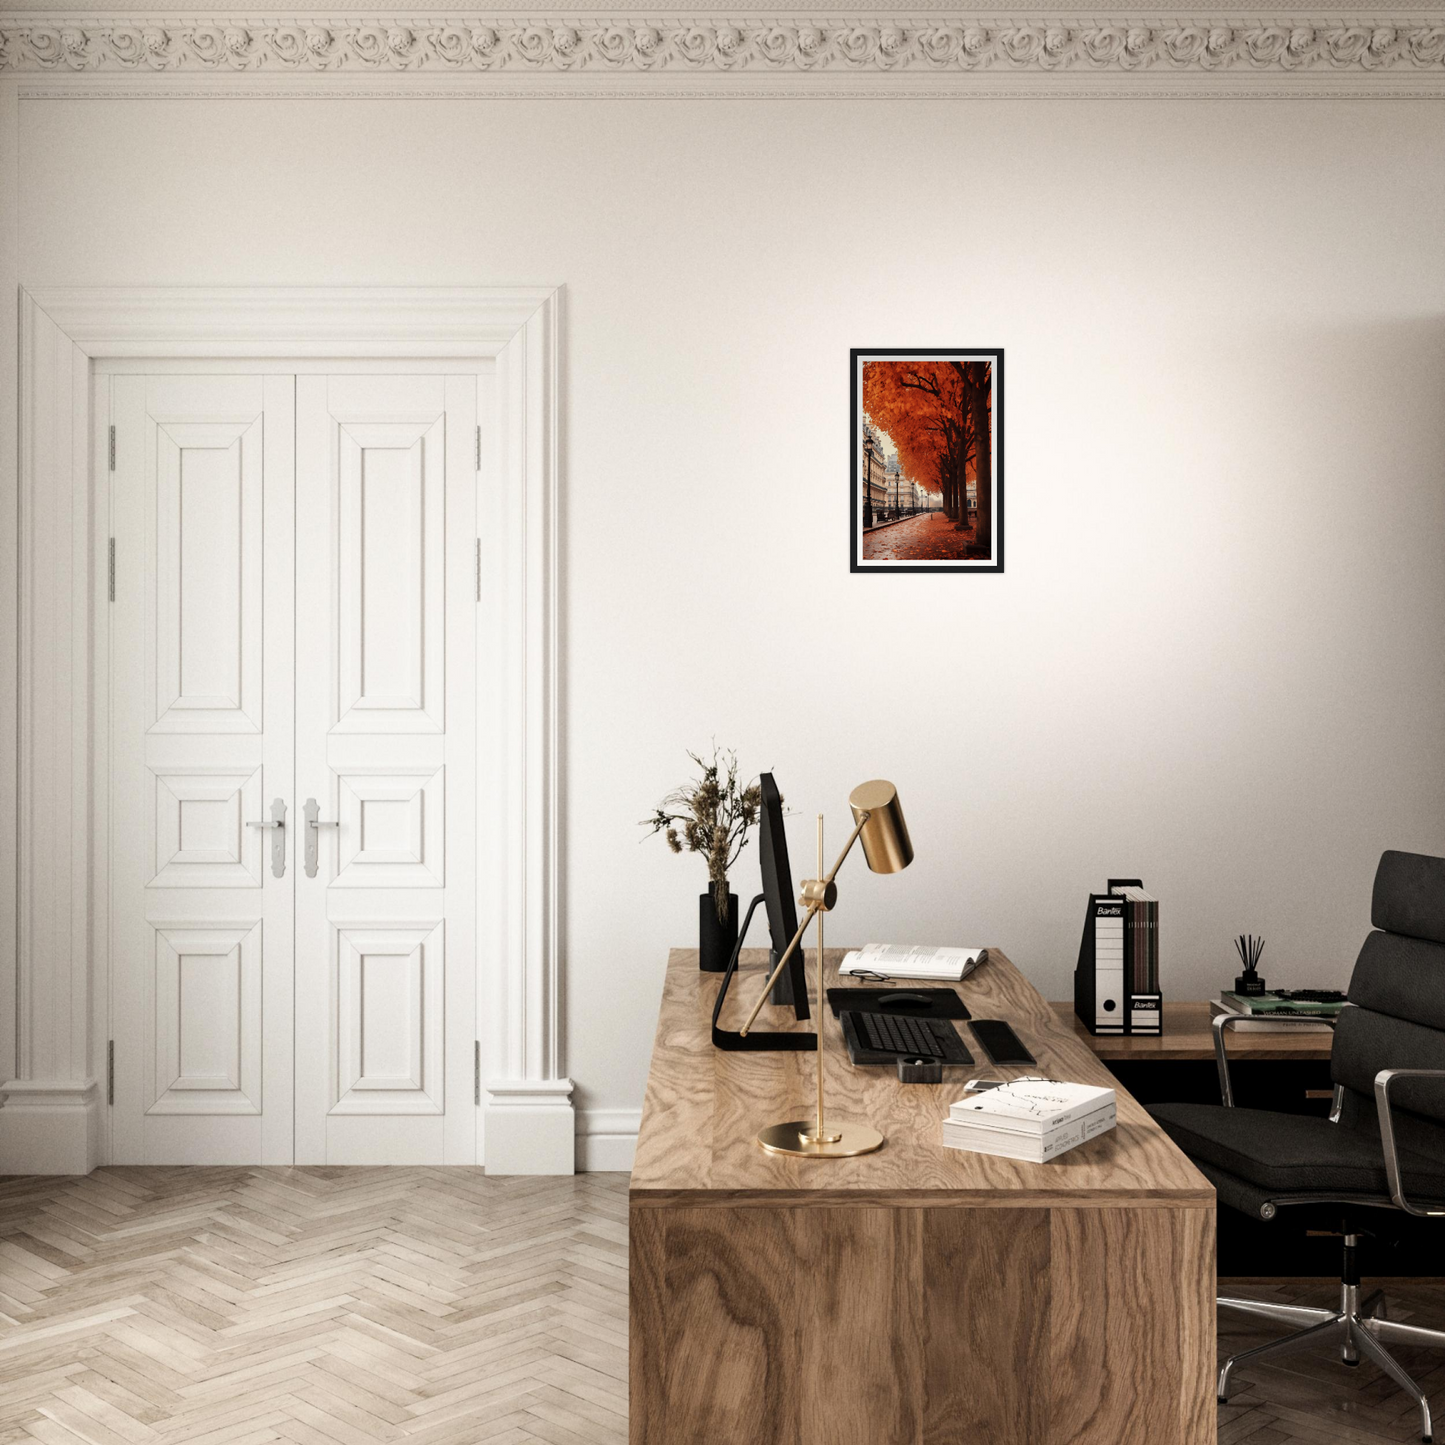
[1149,849,1445,1443]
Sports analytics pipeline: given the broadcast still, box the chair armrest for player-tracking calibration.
[1212,1011,1337,1108]
[1374,1068,1445,1217]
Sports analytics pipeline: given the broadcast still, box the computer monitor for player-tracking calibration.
[709,771,815,1051]
[758,773,810,1020]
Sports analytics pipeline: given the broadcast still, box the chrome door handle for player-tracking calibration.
[303,797,339,879]
[246,797,288,879]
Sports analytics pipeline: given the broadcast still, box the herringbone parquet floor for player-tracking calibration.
[4,1167,1445,1443]
[1218,1276,1445,1444]
[0,1168,628,1445]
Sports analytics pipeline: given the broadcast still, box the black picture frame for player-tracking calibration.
[850,348,1005,575]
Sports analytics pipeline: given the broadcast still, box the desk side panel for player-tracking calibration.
[922,1207,1051,1445]
[630,1199,1213,1445]
[637,1203,803,1445]
[799,1207,923,1445]
[629,1205,667,1445]
[1049,1205,1216,1445]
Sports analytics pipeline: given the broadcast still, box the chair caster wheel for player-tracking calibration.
[1217,1397,1227,1405]
[1343,1358,1360,1367]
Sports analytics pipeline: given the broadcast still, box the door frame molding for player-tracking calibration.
[2,286,570,1174]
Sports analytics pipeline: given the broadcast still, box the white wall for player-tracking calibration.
[17,95,1445,1146]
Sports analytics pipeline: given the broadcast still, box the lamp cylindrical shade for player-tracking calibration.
[848,780,913,874]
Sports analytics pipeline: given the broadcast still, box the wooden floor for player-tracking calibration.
[0,1169,628,1445]
[1219,1277,1445,1444]
[1,1168,1442,1444]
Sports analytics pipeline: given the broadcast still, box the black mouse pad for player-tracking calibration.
[826,987,970,1020]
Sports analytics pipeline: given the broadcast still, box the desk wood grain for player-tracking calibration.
[629,949,1216,1445]
[631,948,1212,1206]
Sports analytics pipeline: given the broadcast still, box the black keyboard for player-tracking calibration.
[842,1010,974,1065]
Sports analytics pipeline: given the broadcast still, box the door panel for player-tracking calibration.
[110,375,295,1164]
[294,375,476,1164]
[152,422,263,731]
[335,421,445,732]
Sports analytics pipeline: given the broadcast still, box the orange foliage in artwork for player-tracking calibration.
[861,358,993,543]
[862,360,990,493]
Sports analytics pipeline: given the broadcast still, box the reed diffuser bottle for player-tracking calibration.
[1234,934,1266,996]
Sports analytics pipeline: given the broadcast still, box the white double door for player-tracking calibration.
[109,370,477,1164]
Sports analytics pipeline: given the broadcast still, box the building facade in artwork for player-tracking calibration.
[886,457,908,513]
[861,424,890,519]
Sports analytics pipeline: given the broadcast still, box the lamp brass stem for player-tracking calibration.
[817,816,825,1140]
[799,815,840,1146]
[753,782,903,1160]
[737,810,871,1037]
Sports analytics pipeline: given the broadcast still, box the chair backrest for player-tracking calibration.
[1332,851,1445,1148]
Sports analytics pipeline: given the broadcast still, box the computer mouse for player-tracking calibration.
[879,992,932,1010]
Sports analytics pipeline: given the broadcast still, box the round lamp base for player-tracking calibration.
[756,1119,885,1158]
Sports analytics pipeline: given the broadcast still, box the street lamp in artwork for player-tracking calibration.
[862,427,875,531]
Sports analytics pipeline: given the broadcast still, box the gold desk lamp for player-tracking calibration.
[738,779,913,1159]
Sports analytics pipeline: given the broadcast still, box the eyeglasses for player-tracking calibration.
[846,958,986,986]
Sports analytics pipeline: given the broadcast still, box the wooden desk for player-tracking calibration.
[631,949,1215,1445]
[1052,1000,1334,1061]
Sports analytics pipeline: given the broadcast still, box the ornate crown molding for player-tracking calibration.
[3,12,1444,88]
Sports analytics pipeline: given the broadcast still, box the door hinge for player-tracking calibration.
[474,1041,481,1106]
[107,1040,115,1105]
[108,425,116,472]
[475,424,482,472]
[108,538,116,602]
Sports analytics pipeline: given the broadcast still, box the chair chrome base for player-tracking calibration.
[1219,1280,1445,1442]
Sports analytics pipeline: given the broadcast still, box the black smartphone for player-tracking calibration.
[969,1019,1036,1066]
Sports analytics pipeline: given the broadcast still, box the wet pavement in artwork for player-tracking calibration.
[862,513,987,562]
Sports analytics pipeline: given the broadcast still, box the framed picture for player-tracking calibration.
[850,348,1004,574]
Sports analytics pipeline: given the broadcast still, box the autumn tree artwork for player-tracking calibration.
[851,349,1004,574]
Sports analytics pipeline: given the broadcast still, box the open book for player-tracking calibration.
[839,943,987,982]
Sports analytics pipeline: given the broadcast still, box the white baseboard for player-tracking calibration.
[576,1108,640,1173]
[483,1078,575,1175]
[0,1078,101,1175]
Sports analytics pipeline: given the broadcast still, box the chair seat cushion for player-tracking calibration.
[1148,1102,1445,1198]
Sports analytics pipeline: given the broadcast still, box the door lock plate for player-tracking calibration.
[303,797,339,879]
[245,798,288,878]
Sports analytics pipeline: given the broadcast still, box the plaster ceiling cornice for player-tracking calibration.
[3,9,1444,93]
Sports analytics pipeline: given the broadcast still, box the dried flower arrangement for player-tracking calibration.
[643,747,763,922]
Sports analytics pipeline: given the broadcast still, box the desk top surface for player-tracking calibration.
[1053,1000,1335,1061]
[630,948,1213,1208]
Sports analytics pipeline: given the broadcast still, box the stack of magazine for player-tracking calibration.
[941,1078,1117,1163]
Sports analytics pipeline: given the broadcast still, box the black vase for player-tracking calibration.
[699,887,739,972]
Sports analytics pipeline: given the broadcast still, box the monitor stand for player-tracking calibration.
[711,894,816,1052]
[770,949,801,1007]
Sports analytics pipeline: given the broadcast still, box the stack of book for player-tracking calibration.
[941,1079,1117,1163]
[1210,990,1345,1033]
